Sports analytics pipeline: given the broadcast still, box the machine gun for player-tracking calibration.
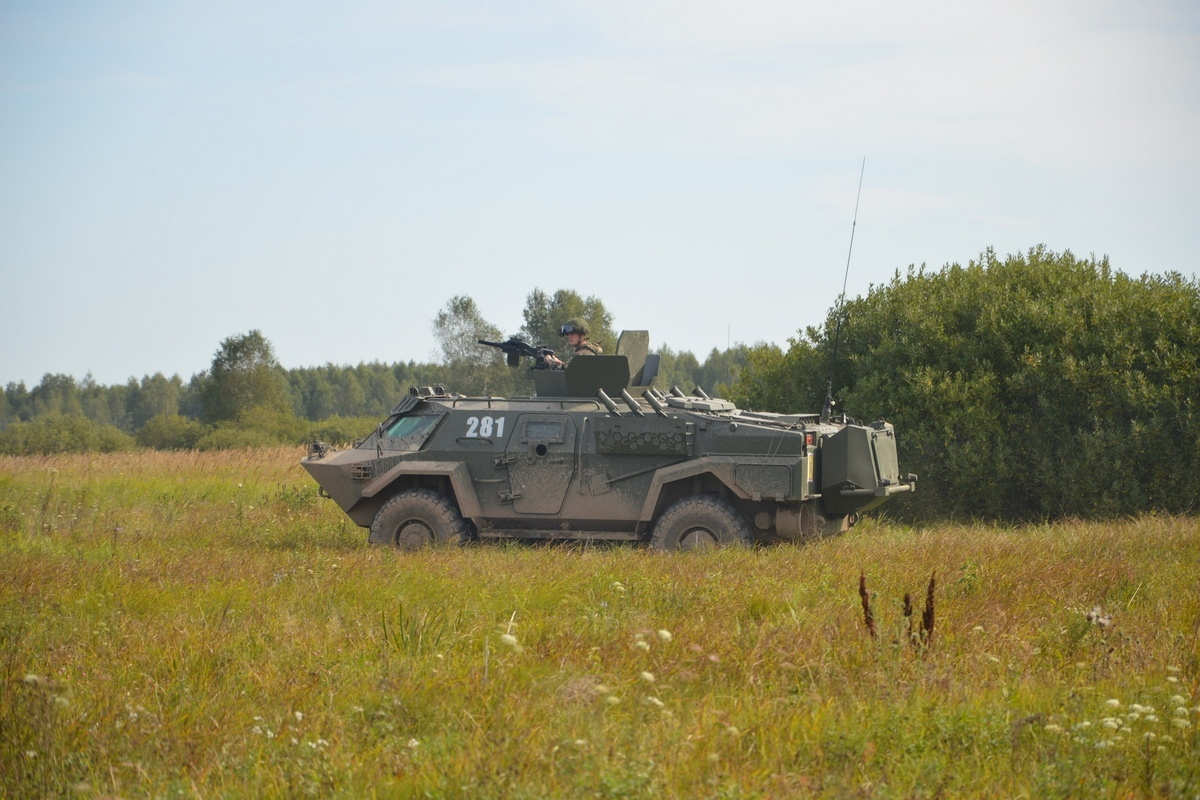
[478,338,558,369]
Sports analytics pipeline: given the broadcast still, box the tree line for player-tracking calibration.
[0,288,749,454]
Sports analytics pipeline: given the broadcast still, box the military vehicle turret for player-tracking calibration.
[301,331,915,550]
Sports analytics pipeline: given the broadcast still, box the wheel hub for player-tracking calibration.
[679,527,718,550]
[396,520,433,549]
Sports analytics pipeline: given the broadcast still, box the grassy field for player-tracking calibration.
[1,447,1197,798]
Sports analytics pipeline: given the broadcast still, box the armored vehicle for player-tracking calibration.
[301,332,915,550]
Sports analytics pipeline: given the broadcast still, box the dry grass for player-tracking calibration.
[1,448,1198,798]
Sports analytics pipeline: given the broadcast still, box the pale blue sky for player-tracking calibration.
[2,1,1197,386]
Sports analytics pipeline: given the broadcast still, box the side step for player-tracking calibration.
[477,529,642,541]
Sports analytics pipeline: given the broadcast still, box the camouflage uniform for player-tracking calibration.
[572,339,602,357]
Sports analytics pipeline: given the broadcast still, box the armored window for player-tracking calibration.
[385,415,439,439]
[525,421,564,441]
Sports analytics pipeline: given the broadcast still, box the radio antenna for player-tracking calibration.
[821,157,865,423]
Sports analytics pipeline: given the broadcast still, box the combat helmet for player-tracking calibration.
[559,318,590,336]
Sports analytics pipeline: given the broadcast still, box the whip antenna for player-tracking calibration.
[821,157,865,423]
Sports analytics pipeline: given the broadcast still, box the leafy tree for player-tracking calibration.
[655,345,701,393]
[695,344,752,396]
[3,382,28,424]
[434,296,502,365]
[519,289,616,353]
[80,374,130,431]
[432,296,522,395]
[26,374,84,418]
[179,375,205,420]
[199,330,290,422]
[129,373,182,428]
[729,246,1200,521]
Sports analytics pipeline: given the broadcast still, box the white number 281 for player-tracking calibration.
[465,416,506,438]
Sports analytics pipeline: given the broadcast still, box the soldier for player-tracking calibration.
[544,318,602,368]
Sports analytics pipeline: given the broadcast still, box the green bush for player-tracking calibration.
[194,405,309,450]
[729,247,1200,522]
[136,413,209,450]
[0,414,136,455]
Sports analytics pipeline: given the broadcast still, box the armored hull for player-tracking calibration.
[302,333,914,550]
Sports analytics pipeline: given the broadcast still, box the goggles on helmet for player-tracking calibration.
[559,323,579,335]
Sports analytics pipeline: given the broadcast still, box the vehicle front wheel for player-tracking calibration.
[369,489,469,550]
[649,494,752,551]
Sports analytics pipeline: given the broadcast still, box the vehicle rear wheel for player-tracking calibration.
[650,494,752,551]
[369,489,469,550]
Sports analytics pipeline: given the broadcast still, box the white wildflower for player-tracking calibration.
[639,671,656,683]
[1145,715,1160,723]
[1105,699,1121,708]
[605,695,621,705]
[407,738,420,748]
[1166,676,1180,684]
[611,581,625,593]
[634,640,651,652]
[657,629,672,642]
[644,696,665,708]
[1102,719,1121,730]
[1174,707,1189,717]
[1044,724,1064,734]
[1170,695,1187,706]
[1171,718,1191,729]
[294,711,304,722]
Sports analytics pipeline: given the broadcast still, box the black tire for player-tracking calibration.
[649,494,752,551]
[369,489,469,550]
